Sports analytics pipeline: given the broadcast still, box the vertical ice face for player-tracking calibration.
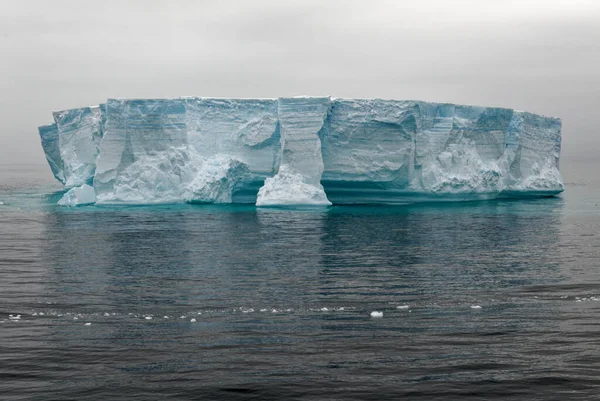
[321,99,417,204]
[94,99,195,204]
[413,103,563,198]
[504,111,563,193]
[185,98,280,202]
[256,97,331,206]
[38,123,65,184]
[416,104,508,197]
[277,97,330,186]
[52,106,103,187]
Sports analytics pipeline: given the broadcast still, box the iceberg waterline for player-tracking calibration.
[38,97,564,206]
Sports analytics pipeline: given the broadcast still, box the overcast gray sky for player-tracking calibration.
[0,0,598,165]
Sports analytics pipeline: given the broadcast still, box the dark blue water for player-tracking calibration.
[1,162,599,400]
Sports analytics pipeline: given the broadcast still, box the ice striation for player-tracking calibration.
[38,97,564,206]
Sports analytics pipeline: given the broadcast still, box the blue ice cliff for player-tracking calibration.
[38,97,564,206]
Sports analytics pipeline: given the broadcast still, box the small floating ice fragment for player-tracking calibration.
[260,309,267,312]
[145,316,152,320]
[9,314,21,320]
[320,307,328,312]
[470,305,482,309]
[190,318,197,323]
[180,316,186,319]
[396,305,409,310]
[103,312,110,316]
[84,322,91,326]
[163,316,169,319]
[370,311,383,318]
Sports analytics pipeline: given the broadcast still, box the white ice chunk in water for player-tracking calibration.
[58,184,96,206]
[470,305,482,309]
[370,311,384,318]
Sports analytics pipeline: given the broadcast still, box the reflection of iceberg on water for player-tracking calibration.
[38,97,564,207]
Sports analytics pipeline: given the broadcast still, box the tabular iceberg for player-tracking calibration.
[38,97,564,206]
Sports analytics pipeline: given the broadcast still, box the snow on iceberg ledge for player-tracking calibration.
[38,97,564,206]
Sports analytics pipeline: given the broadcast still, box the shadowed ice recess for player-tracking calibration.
[38,97,564,206]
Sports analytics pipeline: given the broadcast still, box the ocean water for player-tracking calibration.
[1,162,599,400]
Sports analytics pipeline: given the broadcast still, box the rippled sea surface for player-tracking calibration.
[1,162,599,400]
